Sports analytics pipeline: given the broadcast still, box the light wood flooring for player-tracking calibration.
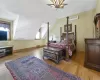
[0,48,100,80]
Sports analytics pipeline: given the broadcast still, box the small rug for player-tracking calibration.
[5,56,81,80]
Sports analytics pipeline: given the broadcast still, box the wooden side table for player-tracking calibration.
[0,46,13,58]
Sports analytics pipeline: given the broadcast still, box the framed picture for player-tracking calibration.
[64,24,72,32]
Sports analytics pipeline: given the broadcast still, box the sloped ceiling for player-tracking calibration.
[0,0,96,40]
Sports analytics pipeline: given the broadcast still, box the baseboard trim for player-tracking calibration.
[13,45,45,53]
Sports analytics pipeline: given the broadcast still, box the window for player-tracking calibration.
[35,28,41,39]
[41,23,48,38]
[0,22,11,41]
[35,31,40,39]
[35,23,50,40]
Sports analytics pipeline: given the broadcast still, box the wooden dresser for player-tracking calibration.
[84,38,100,71]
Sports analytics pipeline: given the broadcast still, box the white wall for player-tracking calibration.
[11,40,45,50]
[96,0,100,13]
[0,40,45,50]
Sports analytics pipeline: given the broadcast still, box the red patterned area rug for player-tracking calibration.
[5,56,81,80]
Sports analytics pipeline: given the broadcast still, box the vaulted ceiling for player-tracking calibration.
[0,0,96,40]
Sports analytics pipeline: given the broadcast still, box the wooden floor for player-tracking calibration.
[0,48,100,80]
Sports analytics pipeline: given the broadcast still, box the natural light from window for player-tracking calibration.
[35,23,50,39]
[0,27,9,31]
[0,27,10,40]
[36,31,40,39]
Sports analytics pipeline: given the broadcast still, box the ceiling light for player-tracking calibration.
[47,0,68,8]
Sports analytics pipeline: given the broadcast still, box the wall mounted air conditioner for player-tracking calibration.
[69,16,79,21]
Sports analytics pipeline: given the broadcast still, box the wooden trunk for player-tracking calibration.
[43,47,65,64]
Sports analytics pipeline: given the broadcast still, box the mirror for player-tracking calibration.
[94,13,100,38]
